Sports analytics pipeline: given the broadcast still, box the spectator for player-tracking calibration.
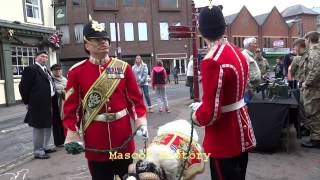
[242,37,261,87]
[151,60,170,113]
[19,51,57,159]
[255,48,270,78]
[165,67,171,84]
[51,64,66,147]
[186,56,194,99]
[283,52,295,77]
[132,55,154,113]
[274,58,284,79]
[173,66,179,84]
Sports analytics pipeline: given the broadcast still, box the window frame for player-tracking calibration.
[74,24,84,43]
[159,22,169,41]
[138,22,148,41]
[24,0,43,24]
[72,0,81,6]
[123,0,133,7]
[124,22,135,41]
[59,25,71,44]
[137,0,146,7]
[110,22,121,42]
[94,0,119,11]
[159,0,180,11]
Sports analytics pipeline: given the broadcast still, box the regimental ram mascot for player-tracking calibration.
[123,120,206,180]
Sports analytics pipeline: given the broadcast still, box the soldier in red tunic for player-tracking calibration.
[190,5,256,180]
[63,17,148,180]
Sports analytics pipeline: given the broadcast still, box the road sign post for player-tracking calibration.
[168,1,199,102]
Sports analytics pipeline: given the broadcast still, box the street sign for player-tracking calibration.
[168,26,195,32]
[169,33,194,39]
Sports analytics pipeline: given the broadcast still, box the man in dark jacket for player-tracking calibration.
[19,50,57,159]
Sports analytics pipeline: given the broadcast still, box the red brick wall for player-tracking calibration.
[229,7,259,48]
[262,8,288,37]
[261,8,289,48]
[230,7,259,36]
[301,15,317,33]
[59,0,192,60]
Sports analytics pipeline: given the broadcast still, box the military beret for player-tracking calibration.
[35,50,48,57]
[83,17,110,40]
[198,5,226,41]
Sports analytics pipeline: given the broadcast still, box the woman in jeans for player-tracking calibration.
[151,60,170,113]
[132,55,154,113]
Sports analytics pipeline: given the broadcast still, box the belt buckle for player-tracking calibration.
[106,113,116,122]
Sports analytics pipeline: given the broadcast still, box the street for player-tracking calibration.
[0,83,320,180]
[0,83,190,174]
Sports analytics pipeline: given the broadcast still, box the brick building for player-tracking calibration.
[54,0,192,75]
[206,4,318,53]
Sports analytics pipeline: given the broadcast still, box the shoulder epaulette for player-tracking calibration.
[69,59,87,71]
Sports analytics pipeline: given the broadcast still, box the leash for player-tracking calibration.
[85,125,143,153]
[176,112,195,180]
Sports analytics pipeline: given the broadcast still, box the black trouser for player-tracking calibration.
[174,75,178,84]
[88,159,133,180]
[210,152,248,180]
[187,76,194,99]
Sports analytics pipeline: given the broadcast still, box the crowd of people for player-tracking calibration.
[17,4,320,180]
[238,32,320,149]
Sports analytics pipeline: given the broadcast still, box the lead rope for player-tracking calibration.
[176,112,194,180]
[85,125,143,153]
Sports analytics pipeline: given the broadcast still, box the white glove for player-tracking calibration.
[189,102,202,111]
[136,125,148,139]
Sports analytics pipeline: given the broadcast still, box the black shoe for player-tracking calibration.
[34,154,50,159]
[44,149,57,153]
[301,139,320,148]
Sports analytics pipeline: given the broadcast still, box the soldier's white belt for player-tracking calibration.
[222,99,246,113]
[94,108,128,122]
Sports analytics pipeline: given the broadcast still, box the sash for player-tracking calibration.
[82,58,127,131]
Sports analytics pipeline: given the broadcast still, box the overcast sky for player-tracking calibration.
[194,0,320,16]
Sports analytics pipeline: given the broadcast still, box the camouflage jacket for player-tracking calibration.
[290,50,308,82]
[256,57,270,76]
[242,49,261,88]
[304,44,320,89]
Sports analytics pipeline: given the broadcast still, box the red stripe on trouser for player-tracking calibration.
[215,159,223,180]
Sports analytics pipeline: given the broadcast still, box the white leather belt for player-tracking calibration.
[94,108,128,122]
[222,99,246,113]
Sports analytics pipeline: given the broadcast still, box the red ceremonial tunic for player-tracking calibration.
[193,42,256,158]
[63,58,147,161]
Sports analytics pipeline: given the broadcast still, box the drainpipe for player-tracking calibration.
[150,0,156,66]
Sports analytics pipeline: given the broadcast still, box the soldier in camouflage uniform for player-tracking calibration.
[290,38,309,136]
[255,48,270,78]
[301,31,320,148]
[290,38,308,83]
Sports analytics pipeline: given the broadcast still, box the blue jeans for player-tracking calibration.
[140,85,152,107]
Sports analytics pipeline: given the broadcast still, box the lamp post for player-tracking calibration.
[114,13,120,57]
[191,1,199,102]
